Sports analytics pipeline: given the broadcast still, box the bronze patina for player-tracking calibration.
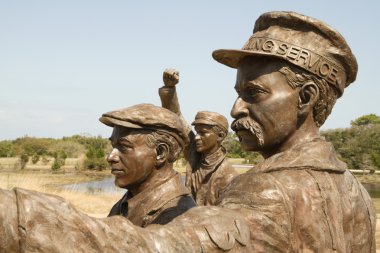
[0,11,376,253]
[159,69,238,205]
[100,103,195,227]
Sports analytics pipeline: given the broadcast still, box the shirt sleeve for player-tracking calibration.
[0,188,20,253]
[4,188,252,253]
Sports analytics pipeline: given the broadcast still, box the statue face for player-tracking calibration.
[107,126,156,189]
[194,124,219,154]
[231,57,300,157]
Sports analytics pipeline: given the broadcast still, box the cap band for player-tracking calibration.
[242,36,345,91]
[192,117,228,132]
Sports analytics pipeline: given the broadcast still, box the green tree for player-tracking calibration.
[51,150,68,171]
[84,145,107,170]
[323,122,380,172]
[223,132,263,164]
[76,135,109,171]
[371,152,380,168]
[48,140,85,158]
[351,114,380,127]
[223,132,244,158]
[0,141,14,157]
[12,137,53,156]
[242,151,263,165]
[31,153,40,164]
[20,153,29,169]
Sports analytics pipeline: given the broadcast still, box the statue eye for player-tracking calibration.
[198,131,206,136]
[121,144,131,150]
[247,87,265,97]
[118,141,134,152]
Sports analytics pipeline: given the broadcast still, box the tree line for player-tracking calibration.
[322,114,380,172]
[223,114,380,172]
[0,135,110,171]
[0,114,379,172]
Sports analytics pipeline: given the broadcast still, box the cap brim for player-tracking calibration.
[212,49,283,68]
[191,119,218,126]
[99,116,142,129]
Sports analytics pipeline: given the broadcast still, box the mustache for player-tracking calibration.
[231,118,264,146]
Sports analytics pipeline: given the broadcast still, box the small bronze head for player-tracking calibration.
[191,111,228,154]
[99,103,188,190]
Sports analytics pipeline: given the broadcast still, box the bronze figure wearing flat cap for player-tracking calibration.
[0,11,375,253]
[159,69,238,206]
[99,103,195,227]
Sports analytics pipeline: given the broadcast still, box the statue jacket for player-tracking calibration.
[186,146,238,206]
[0,138,376,252]
[108,172,195,227]
[218,137,376,252]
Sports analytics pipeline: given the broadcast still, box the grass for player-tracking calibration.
[0,171,123,217]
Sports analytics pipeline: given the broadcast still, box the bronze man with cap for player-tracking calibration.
[159,69,238,206]
[211,11,376,252]
[0,11,375,253]
[100,103,195,227]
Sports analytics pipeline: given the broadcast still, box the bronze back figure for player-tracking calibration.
[159,69,238,206]
[0,11,376,253]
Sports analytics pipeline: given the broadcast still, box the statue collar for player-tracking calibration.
[252,137,347,173]
[124,172,189,227]
[201,147,226,170]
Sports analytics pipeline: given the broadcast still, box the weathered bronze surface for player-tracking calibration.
[0,11,376,252]
[159,69,238,205]
[100,104,195,227]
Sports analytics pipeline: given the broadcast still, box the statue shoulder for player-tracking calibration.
[220,172,289,207]
[217,159,239,175]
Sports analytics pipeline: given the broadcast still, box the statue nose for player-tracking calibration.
[231,97,249,119]
[107,148,120,163]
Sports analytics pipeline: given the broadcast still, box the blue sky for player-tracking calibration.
[1,1,379,140]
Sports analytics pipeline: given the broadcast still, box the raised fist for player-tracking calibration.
[163,68,179,87]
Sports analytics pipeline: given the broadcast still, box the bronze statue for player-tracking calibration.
[0,11,376,253]
[211,11,376,252]
[159,69,238,205]
[0,108,246,253]
[100,103,195,226]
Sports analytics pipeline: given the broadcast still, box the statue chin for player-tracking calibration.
[238,135,263,152]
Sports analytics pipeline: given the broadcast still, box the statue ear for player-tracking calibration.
[155,143,169,167]
[298,82,319,118]
[217,131,226,142]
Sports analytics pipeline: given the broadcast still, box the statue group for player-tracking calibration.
[0,11,376,253]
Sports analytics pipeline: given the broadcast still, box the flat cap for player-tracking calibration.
[212,11,357,96]
[191,111,229,133]
[99,103,189,146]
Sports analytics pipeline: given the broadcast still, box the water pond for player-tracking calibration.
[361,183,380,198]
[62,177,126,194]
[62,177,380,198]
